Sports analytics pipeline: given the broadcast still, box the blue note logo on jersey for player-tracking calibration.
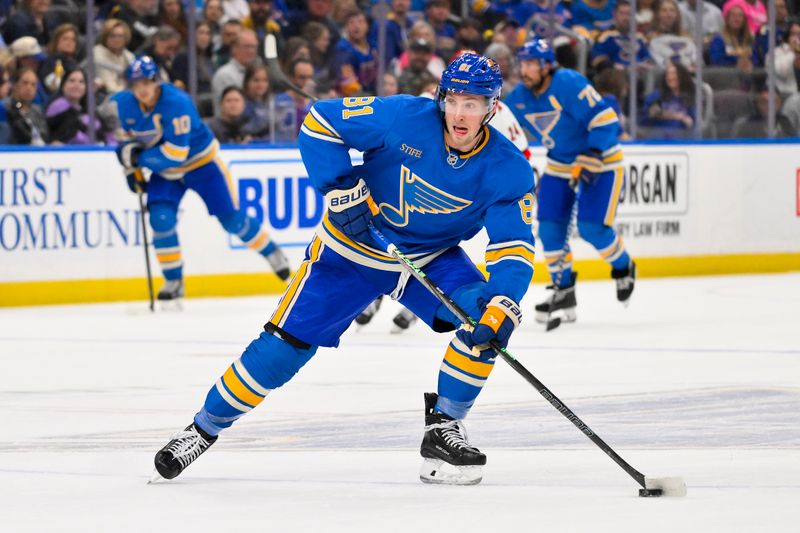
[379,165,472,227]
[524,109,561,149]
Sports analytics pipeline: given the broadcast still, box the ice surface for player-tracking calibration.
[1,273,799,532]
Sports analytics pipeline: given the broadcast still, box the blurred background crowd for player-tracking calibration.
[0,0,797,146]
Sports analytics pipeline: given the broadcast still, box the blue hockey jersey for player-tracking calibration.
[112,83,217,180]
[505,68,623,177]
[298,95,536,304]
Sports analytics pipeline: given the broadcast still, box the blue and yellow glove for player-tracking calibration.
[456,295,522,359]
[572,149,604,184]
[325,178,380,246]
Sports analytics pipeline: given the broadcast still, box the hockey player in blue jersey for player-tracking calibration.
[113,56,290,301]
[151,52,535,485]
[506,39,636,324]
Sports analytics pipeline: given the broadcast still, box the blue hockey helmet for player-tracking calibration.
[125,56,160,84]
[517,38,556,65]
[436,52,503,121]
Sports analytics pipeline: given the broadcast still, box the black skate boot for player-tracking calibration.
[157,279,184,301]
[355,295,383,326]
[419,392,485,485]
[534,272,577,324]
[390,308,418,334]
[151,423,218,482]
[611,261,636,305]
[266,245,291,281]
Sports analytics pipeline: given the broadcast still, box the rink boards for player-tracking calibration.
[1,141,799,306]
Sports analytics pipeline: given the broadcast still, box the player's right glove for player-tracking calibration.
[456,295,522,359]
[573,150,604,184]
[325,178,379,246]
[124,167,148,194]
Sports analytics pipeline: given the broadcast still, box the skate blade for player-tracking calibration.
[535,309,577,324]
[158,299,184,312]
[419,458,482,486]
[390,325,407,334]
[147,470,167,484]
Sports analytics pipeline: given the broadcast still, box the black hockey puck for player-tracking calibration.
[638,488,663,497]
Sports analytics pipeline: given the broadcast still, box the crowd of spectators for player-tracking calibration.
[0,0,798,146]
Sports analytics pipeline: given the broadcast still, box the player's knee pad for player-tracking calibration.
[217,210,246,236]
[576,220,614,248]
[148,203,178,234]
[239,330,317,390]
[538,220,569,251]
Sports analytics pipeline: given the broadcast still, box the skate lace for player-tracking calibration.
[615,276,633,291]
[166,429,209,468]
[427,419,470,450]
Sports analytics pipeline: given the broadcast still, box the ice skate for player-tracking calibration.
[419,393,485,485]
[390,308,418,334]
[355,295,383,326]
[612,261,636,306]
[266,245,291,281]
[534,272,577,324]
[156,279,184,310]
[150,423,218,482]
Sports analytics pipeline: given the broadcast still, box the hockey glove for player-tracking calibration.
[572,150,604,184]
[456,295,522,359]
[116,142,143,170]
[325,178,379,246]
[124,167,147,194]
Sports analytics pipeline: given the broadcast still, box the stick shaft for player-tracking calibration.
[134,170,155,312]
[368,224,647,489]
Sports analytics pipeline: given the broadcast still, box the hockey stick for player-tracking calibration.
[133,169,155,312]
[367,223,686,497]
[263,34,318,102]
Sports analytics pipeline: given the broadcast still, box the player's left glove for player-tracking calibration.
[573,149,604,184]
[124,167,147,194]
[116,142,143,170]
[456,295,522,359]
[325,178,379,246]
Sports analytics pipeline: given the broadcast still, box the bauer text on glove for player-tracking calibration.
[325,178,379,245]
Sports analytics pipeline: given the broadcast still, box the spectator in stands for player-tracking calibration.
[214,20,242,68]
[732,87,794,137]
[207,86,252,143]
[780,89,800,135]
[93,19,135,98]
[722,0,766,36]
[397,38,437,95]
[771,19,800,99]
[303,21,335,87]
[139,25,181,82]
[592,0,653,70]
[594,66,631,139]
[368,0,413,66]
[280,36,312,73]
[484,42,519,98]
[159,0,188,45]
[9,36,48,105]
[285,57,315,133]
[424,0,457,59]
[241,60,295,141]
[753,0,790,66]
[392,20,445,80]
[648,0,698,69]
[288,0,340,49]
[508,0,572,36]
[244,0,284,43]
[212,28,259,114]
[171,21,216,116]
[0,65,11,143]
[333,9,377,96]
[204,0,225,51]
[569,0,615,37]
[679,0,724,40]
[45,68,107,145]
[381,71,399,96]
[636,0,657,35]
[455,18,485,55]
[708,2,755,74]
[6,67,48,145]
[221,0,251,23]
[640,60,696,136]
[110,0,160,53]
[3,0,60,46]
[40,23,80,96]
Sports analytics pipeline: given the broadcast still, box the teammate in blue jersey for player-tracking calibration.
[113,56,290,301]
[151,53,535,485]
[506,39,636,325]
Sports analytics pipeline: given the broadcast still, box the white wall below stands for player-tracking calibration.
[1,142,799,305]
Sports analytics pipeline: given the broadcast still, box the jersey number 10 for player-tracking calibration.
[172,115,191,135]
